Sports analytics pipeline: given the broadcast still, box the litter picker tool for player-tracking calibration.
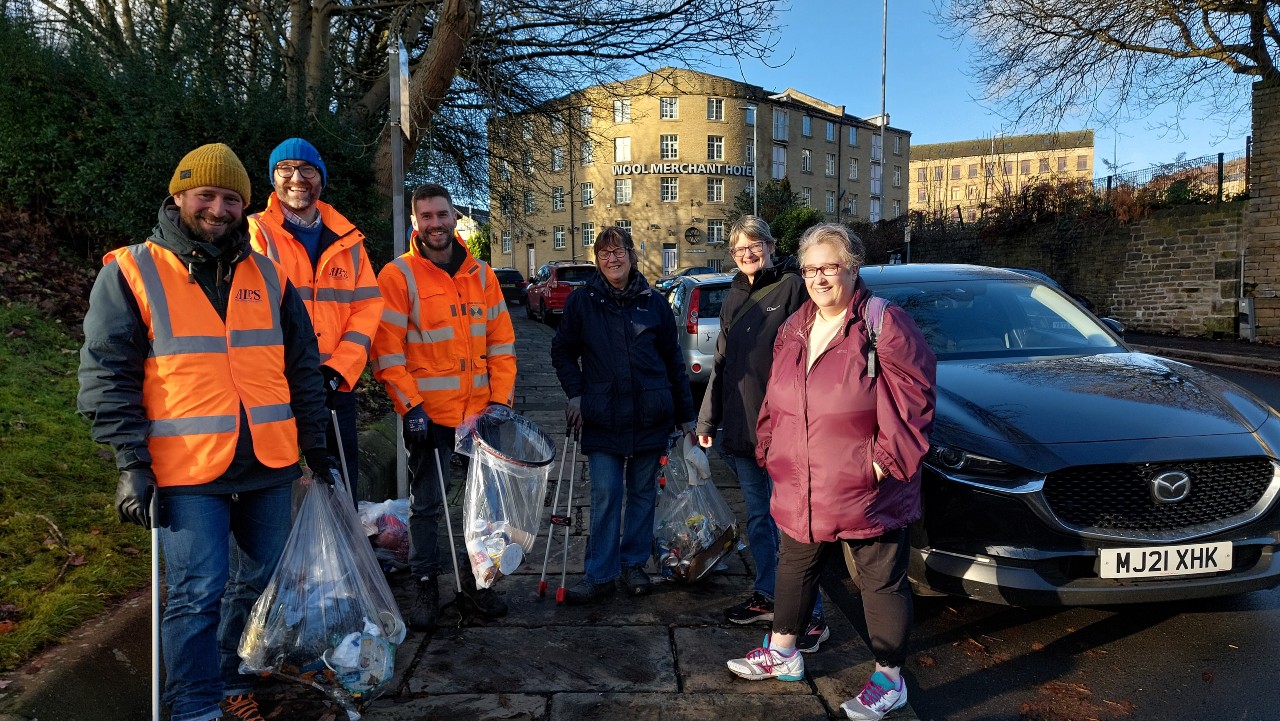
[537,427,574,598]
[433,447,484,626]
[151,492,160,721]
[555,428,580,604]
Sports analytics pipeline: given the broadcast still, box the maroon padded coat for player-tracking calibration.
[756,278,937,543]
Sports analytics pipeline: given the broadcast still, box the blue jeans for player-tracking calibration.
[721,450,823,616]
[584,451,661,584]
[158,484,292,721]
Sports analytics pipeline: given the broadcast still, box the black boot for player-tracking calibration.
[458,553,509,618]
[408,575,439,631]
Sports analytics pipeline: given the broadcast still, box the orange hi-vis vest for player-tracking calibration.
[371,238,517,428]
[248,195,382,391]
[105,242,299,487]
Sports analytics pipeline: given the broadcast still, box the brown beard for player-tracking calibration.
[179,208,240,246]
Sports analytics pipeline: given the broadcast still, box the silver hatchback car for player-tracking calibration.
[666,272,736,383]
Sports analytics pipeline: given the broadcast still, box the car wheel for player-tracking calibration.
[538,301,548,324]
[525,299,534,319]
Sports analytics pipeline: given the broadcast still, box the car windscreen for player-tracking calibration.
[557,267,596,284]
[495,270,523,283]
[869,278,1121,359]
[698,284,732,319]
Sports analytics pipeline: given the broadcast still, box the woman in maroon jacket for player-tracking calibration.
[725,224,936,721]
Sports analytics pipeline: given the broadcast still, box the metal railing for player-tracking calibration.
[1093,147,1249,202]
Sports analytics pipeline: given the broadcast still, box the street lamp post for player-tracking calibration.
[741,103,758,215]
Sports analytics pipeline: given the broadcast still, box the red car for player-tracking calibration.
[525,261,596,324]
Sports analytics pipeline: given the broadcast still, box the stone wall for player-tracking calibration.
[1248,77,1280,341]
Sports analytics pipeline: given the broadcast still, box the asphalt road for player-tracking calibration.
[825,365,1280,721]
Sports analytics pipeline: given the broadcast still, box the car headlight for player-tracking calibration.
[926,445,1040,490]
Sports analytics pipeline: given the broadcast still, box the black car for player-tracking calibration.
[859,264,1280,606]
[493,267,528,306]
[655,266,716,295]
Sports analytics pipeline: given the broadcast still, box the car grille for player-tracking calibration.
[1043,458,1275,533]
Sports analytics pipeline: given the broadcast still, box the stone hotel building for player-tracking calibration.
[487,68,911,280]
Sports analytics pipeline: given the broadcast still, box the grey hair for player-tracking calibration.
[797,224,866,270]
[729,214,774,247]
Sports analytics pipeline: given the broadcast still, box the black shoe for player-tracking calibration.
[724,591,775,625]
[796,613,830,653]
[408,575,439,630]
[464,586,509,618]
[565,578,616,605]
[618,565,653,596]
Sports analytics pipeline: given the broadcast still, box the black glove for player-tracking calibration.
[403,404,431,445]
[320,365,343,409]
[115,467,157,529]
[485,402,514,422]
[302,447,341,486]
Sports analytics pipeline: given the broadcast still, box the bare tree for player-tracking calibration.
[936,1,1279,132]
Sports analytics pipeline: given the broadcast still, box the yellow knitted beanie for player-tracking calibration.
[168,143,251,204]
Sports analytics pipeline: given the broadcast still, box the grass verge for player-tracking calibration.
[0,302,148,671]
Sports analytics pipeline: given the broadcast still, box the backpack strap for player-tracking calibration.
[865,295,889,379]
[721,277,785,337]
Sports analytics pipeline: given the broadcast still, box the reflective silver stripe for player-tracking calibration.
[393,258,423,332]
[315,288,355,303]
[417,376,461,391]
[248,254,284,335]
[470,323,486,337]
[488,343,515,356]
[320,353,332,363]
[295,286,314,301]
[373,353,406,371]
[488,300,507,320]
[128,245,174,342]
[150,336,227,357]
[349,244,362,278]
[472,373,489,388]
[354,286,381,301]
[249,403,294,424]
[476,261,489,289]
[252,215,282,263]
[341,330,371,350]
[229,328,282,347]
[407,325,455,344]
[149,415,237,437]
[382,309,409,328]
[392,385,412,408]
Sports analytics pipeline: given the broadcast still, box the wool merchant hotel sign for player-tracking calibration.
[612,163,754,176]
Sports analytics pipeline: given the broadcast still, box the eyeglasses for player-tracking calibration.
[799,263,846,279]
[597,247,628,260]
[274,164,319,180]
[730,241,766,259]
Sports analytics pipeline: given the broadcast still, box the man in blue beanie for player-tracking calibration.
[249,139,383,496]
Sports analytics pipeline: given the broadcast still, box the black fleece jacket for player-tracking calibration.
[77,199,328,494]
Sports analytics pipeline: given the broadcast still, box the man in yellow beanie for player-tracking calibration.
[77,143,336,721]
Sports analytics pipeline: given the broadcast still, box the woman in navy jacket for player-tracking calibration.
[550,226,696,604]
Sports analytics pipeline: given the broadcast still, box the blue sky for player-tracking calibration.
[701,1,1254,176]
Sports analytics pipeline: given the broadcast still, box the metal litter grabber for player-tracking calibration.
[554,429,581,604]
[536,427,575,599]
[432,447,484,626]
[151,492,160,721]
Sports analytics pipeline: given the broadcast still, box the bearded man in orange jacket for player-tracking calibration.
[372,183,517,629]
[249,138,383,496]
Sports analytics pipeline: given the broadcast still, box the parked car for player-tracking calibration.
[667,272,736,384]
[1004,267,1096,311]
[525,261,596,324]
[493,267,528,306]
[858,263,1280,606]
[655,265,717,295]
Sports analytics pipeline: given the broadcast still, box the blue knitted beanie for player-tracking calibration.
[268,138,327,187]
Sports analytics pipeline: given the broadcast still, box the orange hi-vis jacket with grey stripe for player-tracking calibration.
[371,237,517,427]
[104,242,299,487]
[248,195,382,390]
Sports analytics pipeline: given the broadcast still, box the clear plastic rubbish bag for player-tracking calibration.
[239,477,407,719]
[455,406,556,589]
[653,433,738,582]
[357,498,410,571]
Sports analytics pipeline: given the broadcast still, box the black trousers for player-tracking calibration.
[406,422,457,578]
[774,527,913,668]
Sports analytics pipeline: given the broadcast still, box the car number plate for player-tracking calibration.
[1099,542,1232,579]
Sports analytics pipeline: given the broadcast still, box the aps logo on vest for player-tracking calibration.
[235,289,262,302]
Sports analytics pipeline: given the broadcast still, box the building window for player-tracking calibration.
[615,219,632,236]
[933,167,943,181]
[966,185,976,199]
[501,230,512,253]
[825,153,836,177]
[893,199,901,217]
[1039,158,1050,173]
[523,191,534,214]
[660,97,678,119]
[951,165,961,180]
[499,160,511,182]
[871,134,882,161]
[579,106,592,128]
[581,222,595,247]
[802,115,812,137]
[968,163,978,178]
[870,197,881,222]
[707,135,724,161]
[825,121,836,142]
[871,163,882,195]
[801,149,812,173]
[707,177,724,203]
[707,219,725,244]
[660,134,679,160]
[893,135,902,154]
[553,225,566,250]
[849,126,858,146]
[551,117,565,135]
[580,140,594,166]
[848,157,858,180]
[1020,159,1031,174]
[580,182,594,207]
[771,145,786,179]
[551,146,565,172]
[800,186,812,208]
[1058,156,1067,172]
[825,190,836,213]
[985,163,994,177]
[950,186,960,200]
[1077,154,1089,171]
[849,194,858,216]
[773,108,788,140]
[660,176,679,202]
[614,178,632,204]
[917,167,926,182]
[499,195,512,215]
[551,186,565,211]
[613,98,631,123]
[893,165,902,188]
[522,120,533,141]
[614,137,631,163]
[917,188,927,202]
[967,209,977,221]
[745,139,755,164]
[707,98,724,121]
[1003,161,1014,175]
[745,106,756,126]
[522,150,534,176]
